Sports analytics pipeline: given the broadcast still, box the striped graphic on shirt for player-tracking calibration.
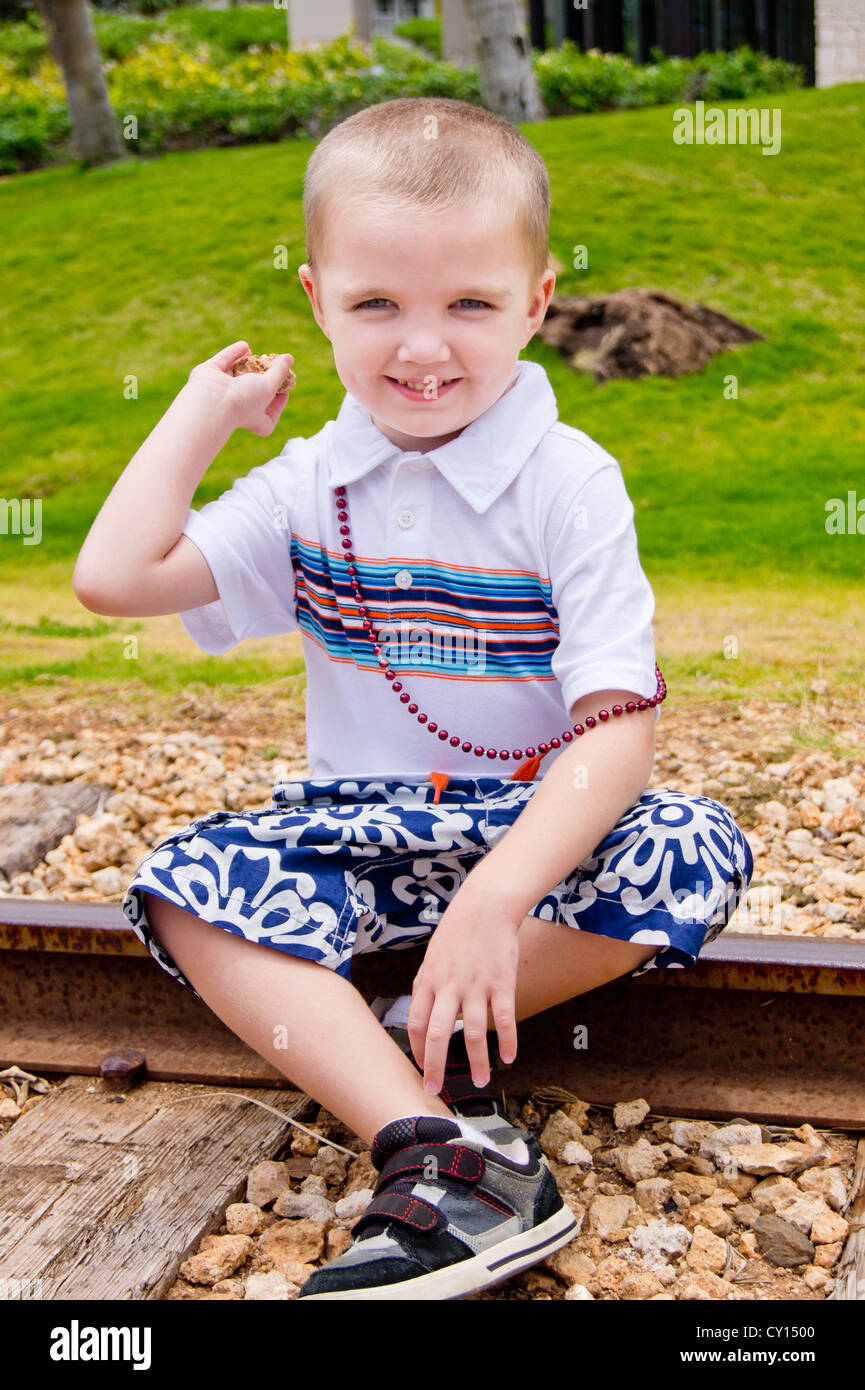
[291,536,560,681]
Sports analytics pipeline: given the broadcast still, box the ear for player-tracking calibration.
[298,263,331,341]
[522,268,556,348]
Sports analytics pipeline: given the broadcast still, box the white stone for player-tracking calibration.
[628,1219,692,1270]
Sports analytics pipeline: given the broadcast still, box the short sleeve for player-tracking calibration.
[177,445,301,655]
[548,461,661,722]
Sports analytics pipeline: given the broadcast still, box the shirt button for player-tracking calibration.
[394,569,413,589]
[397,509,416,529]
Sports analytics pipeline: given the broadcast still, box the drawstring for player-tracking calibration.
[430,771,450,804]
[429,745,552,803]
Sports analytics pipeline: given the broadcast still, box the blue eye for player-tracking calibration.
[354,298,492,310]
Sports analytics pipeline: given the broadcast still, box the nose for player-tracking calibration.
[396,333,452,369]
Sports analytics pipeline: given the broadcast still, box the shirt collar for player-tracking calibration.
[324,359,559,515]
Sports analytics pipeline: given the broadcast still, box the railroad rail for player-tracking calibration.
[2,899,864,1130]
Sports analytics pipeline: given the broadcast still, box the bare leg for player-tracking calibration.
[487,914,659,1029]
[142,893,456,1146]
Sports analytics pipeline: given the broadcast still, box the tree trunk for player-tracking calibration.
[465,0,546,123]
[35,0,125,166]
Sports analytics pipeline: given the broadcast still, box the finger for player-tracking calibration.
[406,979,433,1071]
[420,997,460,1096]
[490,990,518,1066]
[263,391,289,426]
[210,340,250,370]
[460,999,492,1087]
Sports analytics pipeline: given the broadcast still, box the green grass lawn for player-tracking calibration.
[1,83,863,707]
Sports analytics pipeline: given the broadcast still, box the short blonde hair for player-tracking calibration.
[302,97,551,290]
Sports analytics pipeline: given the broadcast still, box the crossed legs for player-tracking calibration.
[142,892,656,1146]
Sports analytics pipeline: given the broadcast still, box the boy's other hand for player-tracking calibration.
[406,898,521,1097]
[185,340,295,438]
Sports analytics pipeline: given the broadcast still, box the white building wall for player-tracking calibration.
[816,0,865,86]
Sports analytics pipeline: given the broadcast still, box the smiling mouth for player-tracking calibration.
[387,376,460,390]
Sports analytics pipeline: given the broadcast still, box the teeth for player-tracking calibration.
[395,378,454,389]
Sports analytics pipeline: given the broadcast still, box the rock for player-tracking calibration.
[326,1227,352,1260]
[635,1178,673,1213]
[699,1124,763,1168]
[563,1283,594,1300]
[681,1270,736,1300]
[620,1270,665,1298]
[243,1270,294,1300]
[770,1194,833,1237]
[803,1266,830,1290]
[299,1174,329,1197]
[290,1130,320,1157]
[687,1203,734,1237]
[180,1234,253,1286]
[210,1278,243,1298]
[588,1194,637,1238]
[562,1099,592,1129]
[272,1190,336,1224]
[650,1292,677,1300]
[686,1225,729,1274]
[810,1210,849,1244]
[539,1109,584,1160]
[797,1165,848,1211]
[559,1140,594,1167]
[670,1120,719,1152]
[717,1173,758,1198]
[343,1151,378,1196]
[225,1202,268,1236]
[752,1214,814,1267]
[739,1231,760,1258]
[670,1173,718,1204]
[750,1175,801,1212]
[245,1159,291,1209]
[258,1218,327,1276]
[544,1244,593,1285]
[728,1138,836,1177]
[594,1254,632,1292]
[813,1241,843,1268]
[628,1219,692,1269]
[732,1201,759,1227]
[613,1098,651,1129]
[610,1137,668,1183]
[309,1147,351,1186]
[334,1188,375,1227]
[0,1097,21,1119]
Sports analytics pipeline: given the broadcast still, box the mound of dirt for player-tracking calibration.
[536,288,763,382]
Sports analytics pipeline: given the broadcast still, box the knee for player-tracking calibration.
[142,891,199,953]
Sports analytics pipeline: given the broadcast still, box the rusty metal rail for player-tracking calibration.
[2,899,864,1129]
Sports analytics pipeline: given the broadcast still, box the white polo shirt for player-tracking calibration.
[178,358,661,782]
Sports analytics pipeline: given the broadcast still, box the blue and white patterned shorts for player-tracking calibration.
[121,775,755,1001]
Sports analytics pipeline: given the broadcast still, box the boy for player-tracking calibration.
[74,97,754,1300]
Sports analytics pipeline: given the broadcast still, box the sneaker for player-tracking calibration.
[297,1114,578,1300]
[383,1020,541,1158]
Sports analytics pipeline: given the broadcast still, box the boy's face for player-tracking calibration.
[298,193,555,453]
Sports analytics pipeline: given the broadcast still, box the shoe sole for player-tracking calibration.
[297,1202,579,1301]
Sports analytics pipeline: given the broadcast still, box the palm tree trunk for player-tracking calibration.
[466,0,547,123]
[35,0,125,166]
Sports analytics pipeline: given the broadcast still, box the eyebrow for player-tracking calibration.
[340,286,513,305]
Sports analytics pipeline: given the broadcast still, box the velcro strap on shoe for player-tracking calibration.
[377,1142,484,1191]
[352,1189,444,1238]
[440,1072,499,1107]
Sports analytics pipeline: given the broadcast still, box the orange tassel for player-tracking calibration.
[510,746,553,781]
[430,770,450,804]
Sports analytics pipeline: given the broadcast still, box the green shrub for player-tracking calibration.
[392,17,441,59]
[0,11,803,176]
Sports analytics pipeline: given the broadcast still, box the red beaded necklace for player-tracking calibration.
[333,484,667,802]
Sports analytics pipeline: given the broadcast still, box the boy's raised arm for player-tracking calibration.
[73,342,294,617]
